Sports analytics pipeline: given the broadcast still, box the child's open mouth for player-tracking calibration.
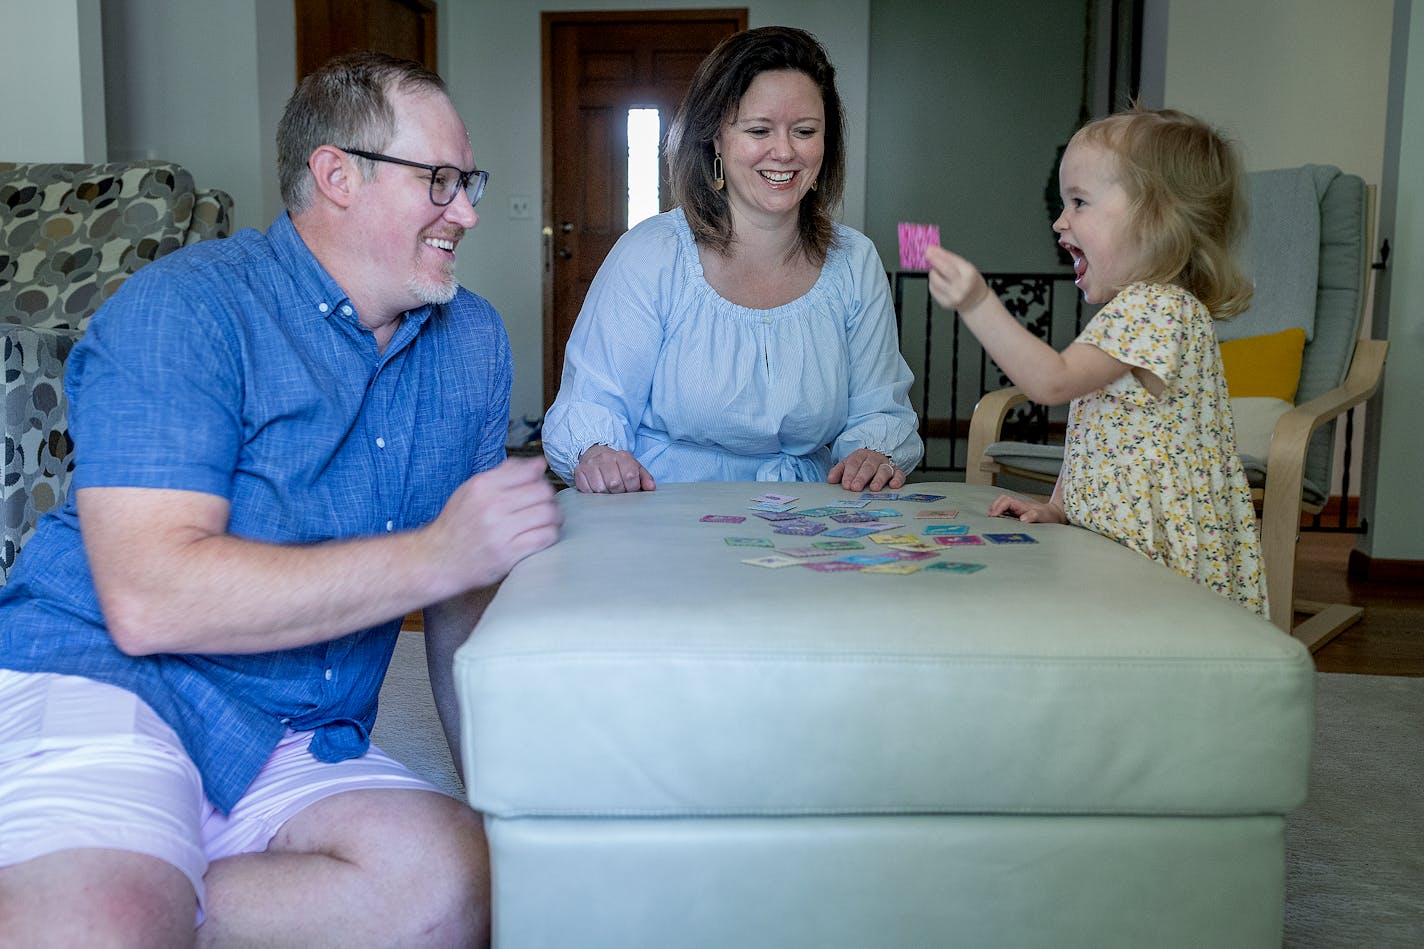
[1061,242,1086,281]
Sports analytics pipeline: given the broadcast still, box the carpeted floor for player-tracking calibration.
[1283,672,1424,948]
[372,634,1424,946]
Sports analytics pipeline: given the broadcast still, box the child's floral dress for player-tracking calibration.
[1063,282,1269,615]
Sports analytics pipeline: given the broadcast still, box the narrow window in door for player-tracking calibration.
[627,108,660,229]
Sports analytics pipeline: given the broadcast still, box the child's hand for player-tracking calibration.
[925,245,990,313]
[988,493,1067,524]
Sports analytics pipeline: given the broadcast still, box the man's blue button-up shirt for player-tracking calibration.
[0,212,511,813]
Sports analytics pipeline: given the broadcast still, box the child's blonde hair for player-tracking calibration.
[1072,106,1253,318]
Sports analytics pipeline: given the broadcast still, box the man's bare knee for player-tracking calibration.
[388,795,491,947]
[0,849,196,949]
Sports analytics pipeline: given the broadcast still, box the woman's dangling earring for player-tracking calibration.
[712,153,725,191]
[810,178,818,191]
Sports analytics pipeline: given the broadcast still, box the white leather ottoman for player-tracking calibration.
[454,481,1313,948]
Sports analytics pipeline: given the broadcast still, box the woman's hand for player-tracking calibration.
[828,449,906,493]
[988,493,1067,524]
[572,444,656,494]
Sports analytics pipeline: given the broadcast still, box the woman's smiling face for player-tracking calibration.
[714,69,825,227]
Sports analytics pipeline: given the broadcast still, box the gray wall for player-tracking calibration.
[866,0,1088,273]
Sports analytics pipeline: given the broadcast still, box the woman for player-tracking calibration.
[542,26,922,493]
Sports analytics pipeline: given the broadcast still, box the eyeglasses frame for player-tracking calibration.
[339,147,489,208]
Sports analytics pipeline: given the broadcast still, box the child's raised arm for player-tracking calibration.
[924,245,1129,406]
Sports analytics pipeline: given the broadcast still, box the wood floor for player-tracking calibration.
[1297,529,1424,676]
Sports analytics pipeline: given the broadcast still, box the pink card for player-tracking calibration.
[897,222,939,271]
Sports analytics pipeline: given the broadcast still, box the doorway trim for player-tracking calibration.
[539,8,748,410]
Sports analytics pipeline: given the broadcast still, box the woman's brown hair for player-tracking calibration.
[665,26,846,264]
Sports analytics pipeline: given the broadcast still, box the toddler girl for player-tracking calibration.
[925,106,1268,615]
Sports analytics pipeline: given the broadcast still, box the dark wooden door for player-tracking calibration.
[295,0,438,80]
[542,10,746,409]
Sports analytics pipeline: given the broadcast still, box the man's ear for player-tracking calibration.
[308,145,358,208]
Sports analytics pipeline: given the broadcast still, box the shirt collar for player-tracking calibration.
[268,210,438,336]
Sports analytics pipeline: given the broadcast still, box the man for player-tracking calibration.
[0,52,557,947]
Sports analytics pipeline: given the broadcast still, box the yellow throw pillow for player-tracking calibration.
[1219,327,1307,402]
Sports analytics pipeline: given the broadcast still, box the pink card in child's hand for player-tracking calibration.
[898,222,940,271]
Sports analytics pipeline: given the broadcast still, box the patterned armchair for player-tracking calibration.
[0,160,234,583]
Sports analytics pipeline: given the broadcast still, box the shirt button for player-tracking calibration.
[386,519,395,532]
[318,303,329,313]
[341,305,353,316]
[375,437,386,449]
[324,669,333,681]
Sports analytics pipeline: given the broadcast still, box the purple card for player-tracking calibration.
[899,493,946,503]
[830,512,878,523]
[773,522,828,536]
[700,514,746,523]
[802,560,865,572]
[935,535,985,546]
[753,511,806,522]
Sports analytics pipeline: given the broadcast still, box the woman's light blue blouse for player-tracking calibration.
[543,209,922,484]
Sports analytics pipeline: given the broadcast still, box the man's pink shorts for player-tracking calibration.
[0,669,440,918]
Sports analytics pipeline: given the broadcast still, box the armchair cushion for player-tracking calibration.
[1220,328,1306,402]
[1231,166,1329,343]
[2,326,80,574]
[1230,396,1293,465]
[0,160,232,583]
[0,160,232,333]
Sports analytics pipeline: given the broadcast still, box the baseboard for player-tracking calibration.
[1348,548,1424,584]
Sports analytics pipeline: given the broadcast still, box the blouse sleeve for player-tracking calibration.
[829,231,924,472]
[541,221,672,483]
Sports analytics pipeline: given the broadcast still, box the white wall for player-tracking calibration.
[1,0,106,161]
[444,0,872,426]
[1160,0,1393,180]
[1152,0,1398,542]
[863,0,1087,273]
[99,0,292,234]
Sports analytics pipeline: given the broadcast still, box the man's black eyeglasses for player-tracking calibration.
[341,148,489,208]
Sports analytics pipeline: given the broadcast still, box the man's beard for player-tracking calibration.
[408,268,459,305]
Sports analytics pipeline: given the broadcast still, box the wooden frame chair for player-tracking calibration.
[965,168,1388,652]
